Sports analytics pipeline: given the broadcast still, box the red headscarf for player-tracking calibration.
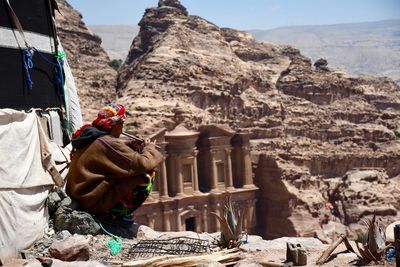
[70,103,126,159]
[92,103,126,132]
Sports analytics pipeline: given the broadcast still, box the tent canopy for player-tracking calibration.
[0,0,83,261]
[0,0,63,110]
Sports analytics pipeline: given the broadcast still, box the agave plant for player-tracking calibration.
[355,213,388,263]
[211,197,245,248]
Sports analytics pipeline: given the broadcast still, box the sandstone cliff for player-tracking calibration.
[117,0,400,241]
[55,0,117,122]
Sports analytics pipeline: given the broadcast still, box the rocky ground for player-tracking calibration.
[6,226,396,266]
[3,189,395,267]
[42,0,400,264]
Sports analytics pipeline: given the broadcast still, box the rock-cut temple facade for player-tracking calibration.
[133,121,258,234]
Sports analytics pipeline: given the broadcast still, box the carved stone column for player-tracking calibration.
[242,146,255,188]
[202,204,208,232]
[211,203,221,232]
[147,212,157,229]
[224,148,234,190]
[176,154,184,196]
[176,210,182,231]
[210,150,218,192]
[192,150,200,194]
[163,210,173,231]
[247,199,257,233]
[195,216,201,232]
[159,152,169,199]
[165,124,199,196]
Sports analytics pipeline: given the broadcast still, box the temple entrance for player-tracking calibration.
[185,217,196,231]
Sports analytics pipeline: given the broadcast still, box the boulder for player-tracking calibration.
[313,58,329,71]
[53,196,100,236]
[48,236,90,261]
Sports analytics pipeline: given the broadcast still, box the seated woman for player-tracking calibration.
[66,103,164,225]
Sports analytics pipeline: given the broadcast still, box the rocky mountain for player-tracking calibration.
[117,0,400,241]
[88,25,139,60]
[250,20,400,84]
[54,0,400,241]
[55,0,117,122]
[89,20,400,85]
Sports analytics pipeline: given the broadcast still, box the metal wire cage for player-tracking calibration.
[128,237,210,258]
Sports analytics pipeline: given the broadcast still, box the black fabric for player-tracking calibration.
[0,47,63,109]
[72,127,108,150]
[0,0,54,36]
[0,0,63,110]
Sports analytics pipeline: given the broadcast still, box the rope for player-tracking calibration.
[4,0,72,137]
[54,52,72,137]
[22,48,34,90]
[4,0,30,49]
[32,48,72,137]
[99,222,123,256]
[5,0,34,90]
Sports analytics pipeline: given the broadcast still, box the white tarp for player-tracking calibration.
[0,109,69,261]
[60,42,83,133]
[0,109,55,188]
[0,188,50,260]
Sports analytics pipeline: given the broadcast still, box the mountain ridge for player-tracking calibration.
[90,19,400,83]
[249,19,400,31]
[249,19,400,83]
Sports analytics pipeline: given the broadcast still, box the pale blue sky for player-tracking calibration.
[68,0,400,30]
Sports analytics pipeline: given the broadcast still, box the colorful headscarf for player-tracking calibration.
[92,103,126,132]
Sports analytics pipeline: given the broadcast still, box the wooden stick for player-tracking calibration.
[154,252,241,267]
[122,132,144,142]
[122,131,161,150]
[122,255,181,267]
[258,261,293,267]
[316,234,346,265]
[122,249,240,267]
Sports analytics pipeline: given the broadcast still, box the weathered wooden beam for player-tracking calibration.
[121,248,240,267]
[316,234,346,265]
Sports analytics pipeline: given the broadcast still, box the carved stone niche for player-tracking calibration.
[196,125,235,193]
[231,132,255,188]
[165,124,199,197]
[179,205,202,232]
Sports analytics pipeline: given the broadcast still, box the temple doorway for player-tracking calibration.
[185,217,196,231]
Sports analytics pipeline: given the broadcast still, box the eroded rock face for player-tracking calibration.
[50,0,400,241]
[255,155,400,242]
[56,0,117,122]
[328,170,400,239]
[117,0,293,133]
[116,0,400,240]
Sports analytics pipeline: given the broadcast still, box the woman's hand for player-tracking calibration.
[129,139,144,150]
[128,138,157,152]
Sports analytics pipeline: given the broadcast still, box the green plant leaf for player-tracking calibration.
[211,212,235,246]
